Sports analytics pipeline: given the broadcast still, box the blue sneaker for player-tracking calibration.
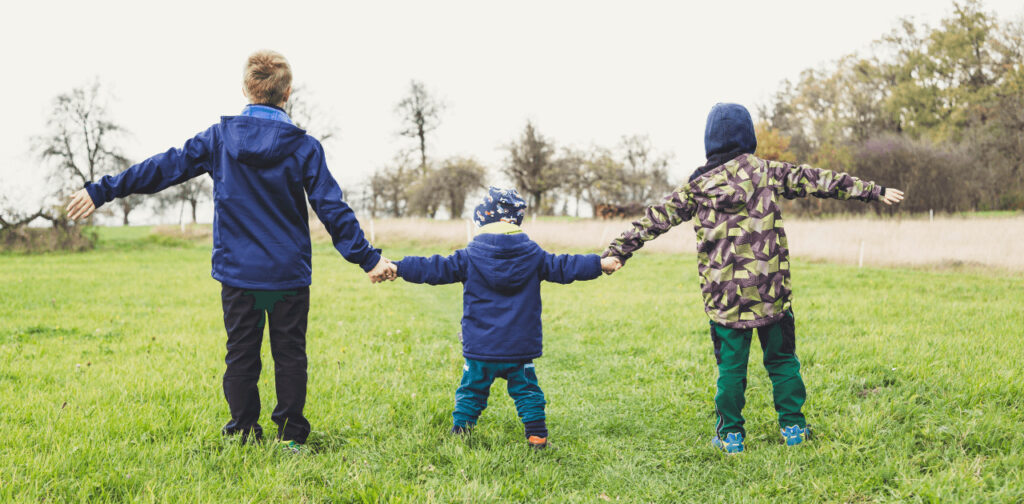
[781,425,810,446]
[711,432,744,453]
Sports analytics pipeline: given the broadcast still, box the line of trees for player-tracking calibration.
[757,0,1024,214]
[365,81,676,219]
[15,2,1016,238]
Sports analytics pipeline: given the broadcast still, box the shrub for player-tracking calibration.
[0,219,97,253]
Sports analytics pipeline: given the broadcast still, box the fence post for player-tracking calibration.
[858,240,865,268]
[178,200,186,233]
[369,218,375,244]
[466,219,473,244]
[929,209,934,222]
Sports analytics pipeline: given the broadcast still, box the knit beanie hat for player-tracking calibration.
[473,187,527,227]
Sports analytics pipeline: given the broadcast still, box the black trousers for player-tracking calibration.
[220,284,311,443]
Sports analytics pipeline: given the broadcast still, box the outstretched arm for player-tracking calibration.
[602,185,697,265]
[540,252,602,284]
[395,250,468,285]
[67,126,216,219]
[303,142,383,274]
[768,160,886,202]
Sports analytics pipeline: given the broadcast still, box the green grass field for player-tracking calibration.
[2,227,1023,503]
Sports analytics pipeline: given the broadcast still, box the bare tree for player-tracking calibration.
[558,148,592,217]
[180,179,210,224]
[284,85,339,143]
[113,195,144,226]
[582,148,629,213]
[157,177,211,224]
[502,121,563,214]
[36,80,125,191]
[395,80,444,175]
[437,157,487,219]
[368,152,415,217]
[406,164,445,218]
[618,135,673,204]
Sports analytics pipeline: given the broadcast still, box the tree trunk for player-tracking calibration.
[418,130,428,176]
[530,191,543,214]
[122,211,129,226]
[451,194,465,220]
[190,200,198,224]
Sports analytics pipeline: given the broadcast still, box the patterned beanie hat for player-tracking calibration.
[473,186,527,227]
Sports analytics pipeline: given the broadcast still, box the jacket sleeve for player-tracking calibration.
[540,253,602,284]
[767,160,882,202]
[603,185,697,264]
[84,125,215,207]
[395,250,468,285]
[303,141,382,272]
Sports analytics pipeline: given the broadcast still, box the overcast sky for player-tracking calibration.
[3,0,1023,222]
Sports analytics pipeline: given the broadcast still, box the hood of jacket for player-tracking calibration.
[690,103,758,182]
[465,232,543,293]
[220,115,308,167]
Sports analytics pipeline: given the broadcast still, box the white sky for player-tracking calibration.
[3,0,1023,222]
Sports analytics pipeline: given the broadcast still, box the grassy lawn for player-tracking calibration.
[2,227,1023,502]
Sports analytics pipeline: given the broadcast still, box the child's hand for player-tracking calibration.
[66,189,96,220]
[368,258,398,283]
[601,256,622,275]
[881,188,904,205]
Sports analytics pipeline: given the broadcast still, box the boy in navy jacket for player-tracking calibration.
[393,187,619,448]
[65,50,394,450]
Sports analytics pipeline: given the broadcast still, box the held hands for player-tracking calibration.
[66,189,96,220]
[368,257,398,284]
[601,256,622,275]
[881,188,905,206]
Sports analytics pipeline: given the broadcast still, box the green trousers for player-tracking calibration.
[452,358,546,428]
[710,311,806,438]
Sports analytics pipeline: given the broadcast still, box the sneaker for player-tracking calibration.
[781,425,810,446]
[711,432,744,454]
[279,440,305,454]
[527,435,548,449]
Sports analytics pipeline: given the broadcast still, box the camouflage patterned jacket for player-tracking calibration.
[603,154,883,329]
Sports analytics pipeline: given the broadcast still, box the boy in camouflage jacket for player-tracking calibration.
[602,103,904,453]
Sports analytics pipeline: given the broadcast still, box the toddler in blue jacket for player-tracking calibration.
[393,187,618,448]
[65,50,395,451]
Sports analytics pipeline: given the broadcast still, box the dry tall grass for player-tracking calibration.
[318,215,1024,271]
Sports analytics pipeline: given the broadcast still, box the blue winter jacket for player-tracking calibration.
[395,232,601,362]
[85,114,380,290]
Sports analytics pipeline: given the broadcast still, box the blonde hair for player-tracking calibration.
[243,50,292,105]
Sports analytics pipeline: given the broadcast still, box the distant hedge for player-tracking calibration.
[0,221,96,253]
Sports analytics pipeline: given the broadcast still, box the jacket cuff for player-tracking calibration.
[869,184,883,201]
[358,248,383,273]
[83,182,105,209]
[879,186,886,197]
[584,254,602,279]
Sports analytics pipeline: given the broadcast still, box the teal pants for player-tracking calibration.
[452,358,546,428]
[710,311,806,438]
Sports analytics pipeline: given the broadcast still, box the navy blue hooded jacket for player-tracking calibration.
[395,232,601,362]
[85,115,380,289]
[689,102,758,182]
